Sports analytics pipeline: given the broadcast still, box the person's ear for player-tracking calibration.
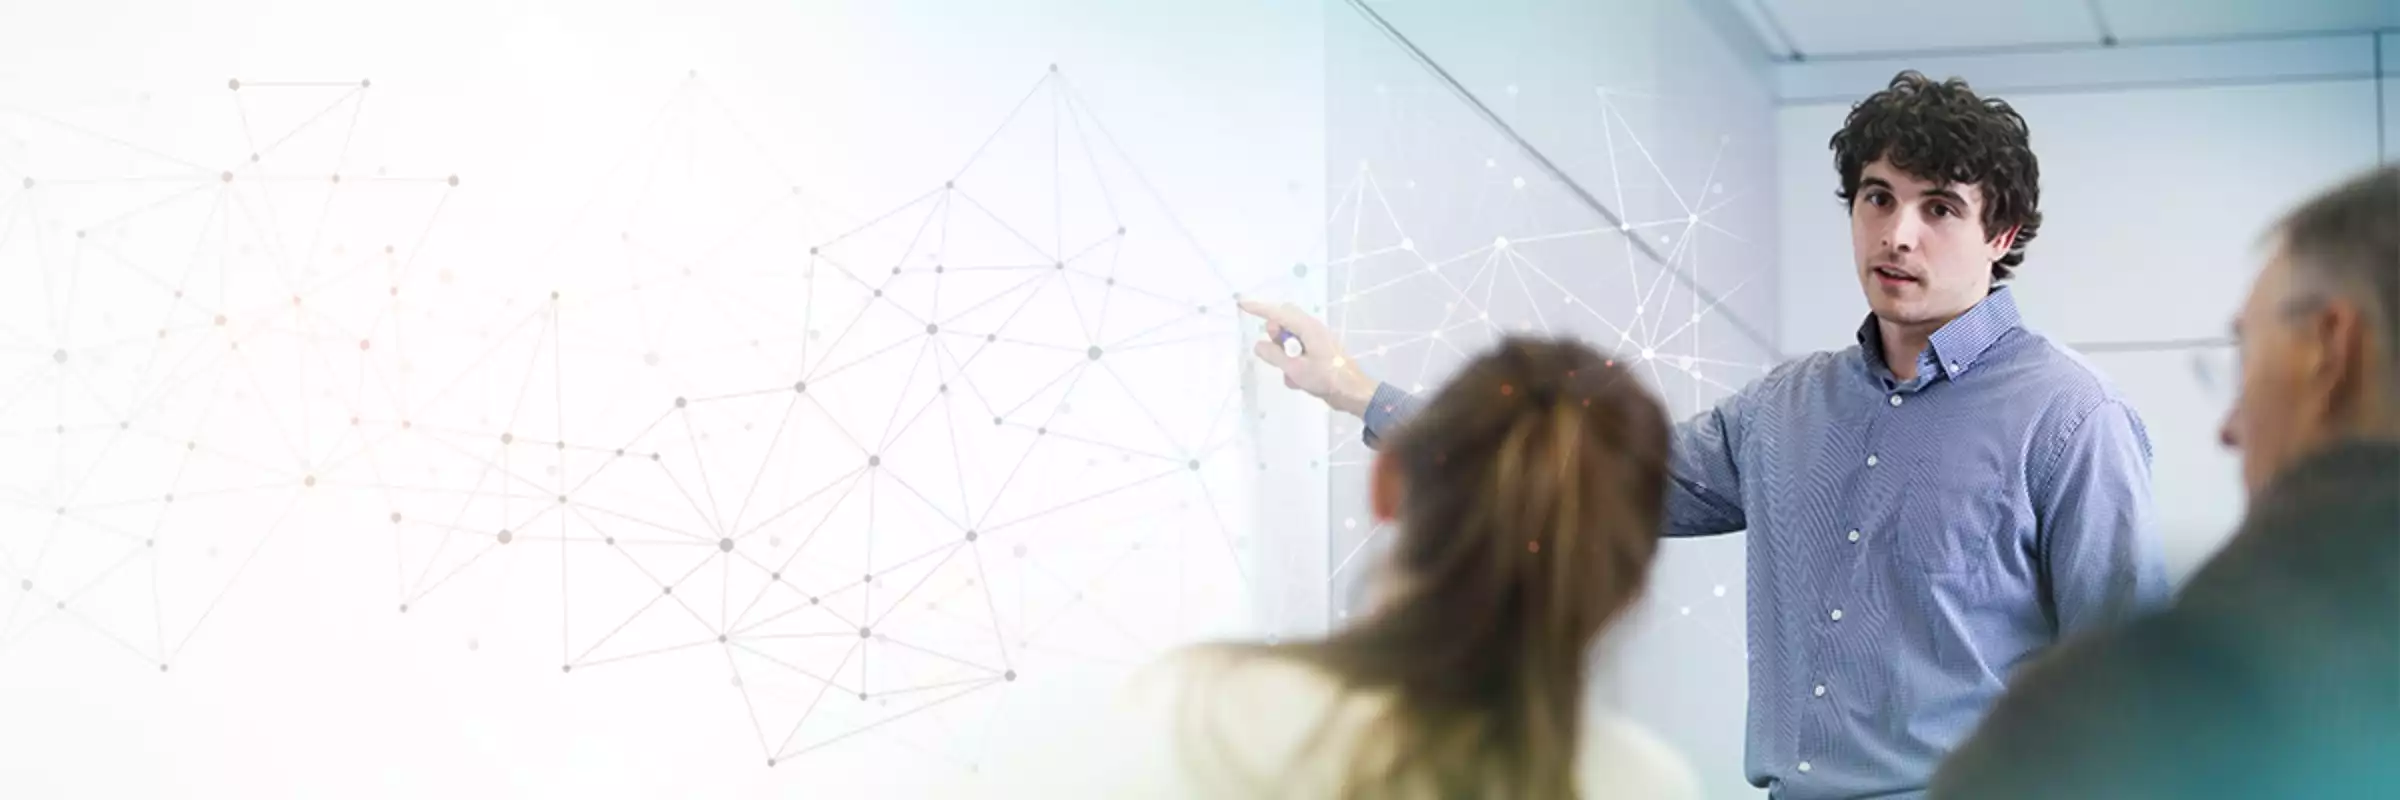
[1369,451,1403,523]
[2308,299,2367,413]
[1987,224,2020,261]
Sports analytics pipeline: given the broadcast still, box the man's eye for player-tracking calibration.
[1931,204,1956,218]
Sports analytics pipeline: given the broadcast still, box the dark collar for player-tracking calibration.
[1856,286,2024,381]
[2181,437,2400,607]
[2253,437,2400,513]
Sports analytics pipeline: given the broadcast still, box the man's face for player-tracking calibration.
[2218,253,2325,494]
[1850,158,2017,327]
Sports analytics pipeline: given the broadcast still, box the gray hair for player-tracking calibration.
[2273,165,2399,397]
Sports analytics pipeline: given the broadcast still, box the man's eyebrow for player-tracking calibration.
[1859,176,1972,207]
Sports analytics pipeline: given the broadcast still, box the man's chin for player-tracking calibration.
[1862,295,1910,318]
[1865,301,1940,328]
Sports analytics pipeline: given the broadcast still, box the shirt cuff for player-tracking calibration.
[1360,382,1413,450]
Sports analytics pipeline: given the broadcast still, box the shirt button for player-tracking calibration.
[1829,609,1844,621]
[1847,529,1861,543]
[1798,761,1813,773]
[1866,454,1879,467]
[1888,394,1903,407]
[1814,684,1827,697]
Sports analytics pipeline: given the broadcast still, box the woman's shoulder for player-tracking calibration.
[1142,649,1702,799]
[978,644,1335,797]
[1072,643,1372,797]
[1119,643,1365,749]
[1127,643,1343,703]
[1578,711,1703,800]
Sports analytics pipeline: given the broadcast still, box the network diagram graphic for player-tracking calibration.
[0,80,458,669]
[360,67,1291,771]
[0,50,1766,784]
[1317,78,1772,652]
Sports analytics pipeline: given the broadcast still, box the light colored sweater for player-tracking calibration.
[976,646,1700,799]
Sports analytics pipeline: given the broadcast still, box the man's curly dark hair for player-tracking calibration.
[1831,70,2043,284]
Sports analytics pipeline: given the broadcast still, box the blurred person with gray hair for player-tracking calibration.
[1930,164,2400,799]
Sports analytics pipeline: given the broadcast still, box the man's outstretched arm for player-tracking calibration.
[1239,300,1752,538]
[1360,377,1748,537]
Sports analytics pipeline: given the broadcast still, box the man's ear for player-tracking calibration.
[1369,451,1403,523]
[2309,299,2367,411]
[1988,224,2021,260]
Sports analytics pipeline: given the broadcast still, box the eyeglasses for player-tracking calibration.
[2190,341,2241,406]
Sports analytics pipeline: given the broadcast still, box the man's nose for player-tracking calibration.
[1891,211,1929,249]
[1886,213,1925,252]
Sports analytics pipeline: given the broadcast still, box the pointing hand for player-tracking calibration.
[1237,299,1380,418]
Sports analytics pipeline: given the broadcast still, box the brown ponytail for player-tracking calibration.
[1192,336,1673,798]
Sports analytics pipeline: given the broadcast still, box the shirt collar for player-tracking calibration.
[1855,286,2024,381]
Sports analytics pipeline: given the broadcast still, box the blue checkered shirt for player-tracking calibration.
[1359,288,2172,799]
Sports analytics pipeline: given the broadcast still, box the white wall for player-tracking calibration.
[1776,32,2390,582]
[0,1,1326,797]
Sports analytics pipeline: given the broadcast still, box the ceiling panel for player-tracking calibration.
[1754,0,2099,57]
[2099,0,2399,41]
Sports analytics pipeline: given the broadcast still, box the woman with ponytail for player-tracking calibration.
[1038,336,1697,799]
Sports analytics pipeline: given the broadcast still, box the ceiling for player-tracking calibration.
[1731,0,2399,60]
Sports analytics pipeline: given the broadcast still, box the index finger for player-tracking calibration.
[1239,298,1321,336]
[1236,298,1289,324]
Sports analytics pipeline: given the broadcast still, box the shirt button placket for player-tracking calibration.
[1860,392,1895,542]
[1806,398,1883,781]
[1803,385,1894,786]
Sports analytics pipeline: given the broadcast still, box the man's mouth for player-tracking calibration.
[1872,266,1918,284]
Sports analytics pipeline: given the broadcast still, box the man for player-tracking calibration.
[1930,166,2400,799]
[1242,71,2169,798]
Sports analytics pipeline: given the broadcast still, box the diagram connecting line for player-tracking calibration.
[1339,0,1786,362]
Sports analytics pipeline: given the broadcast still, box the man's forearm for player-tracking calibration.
[1327,360,1380,418]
